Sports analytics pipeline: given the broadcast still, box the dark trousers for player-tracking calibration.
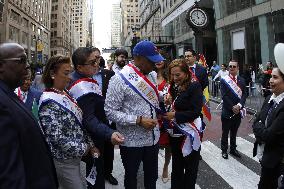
[221,116,241,152]
[103,140,114,177]
[84,154,105,189]
[85,139,105,189]
[170,137,200,189]
[120,144,159,189]
[258,163,284,189]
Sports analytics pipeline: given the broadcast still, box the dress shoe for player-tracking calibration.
[230,150,242,158]
[222,151,228,159]
[105,174,118,185]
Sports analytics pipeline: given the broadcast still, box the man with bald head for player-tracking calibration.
[0,43,58,188]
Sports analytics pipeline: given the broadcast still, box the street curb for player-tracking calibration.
[209,97,256,115]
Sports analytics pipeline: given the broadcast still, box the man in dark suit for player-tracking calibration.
[70,47,124,189]
[220,60,247,159]
[0,42,58,188]
[15,68,42,113]
[93,52,118,185]
[184,49,208,90]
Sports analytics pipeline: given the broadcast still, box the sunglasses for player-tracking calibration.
[229,65,237,68]
[1,57,27,64]
[81,59,98,66]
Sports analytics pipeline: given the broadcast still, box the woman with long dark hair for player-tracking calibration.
[163,59,203,189]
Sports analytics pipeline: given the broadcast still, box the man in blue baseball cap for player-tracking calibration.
[105,40,164,188]
[132,40,165,74]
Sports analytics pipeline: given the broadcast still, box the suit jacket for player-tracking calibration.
[101,69,115,97]
[220,75,247,119]
[69,71,113,141]
[174,82,203,124]
[194,64,209,91]
[0,81,58,189]
[24,88,42,111]
[252,94,284,168]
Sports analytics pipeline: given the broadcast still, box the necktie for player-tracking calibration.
[266,100,276,124]
[232,76,236,82]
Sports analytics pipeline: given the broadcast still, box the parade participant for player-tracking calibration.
[220,60,247,159]
[0,42,58,188]
[252,43,284,189]
[155,58,171,183]
[15,67,42,113]
[184,49,208,90]
[39,55,97,189]
[213,63,229,81]
[163,59,203,189]
[92,48,119,185]
[69,47,124,189]
[112,48,128,74]
[105,40,164,189]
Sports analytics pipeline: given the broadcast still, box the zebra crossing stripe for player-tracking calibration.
[201,141,259,189]
[236,137,259,162]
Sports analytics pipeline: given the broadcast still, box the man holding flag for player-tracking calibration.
[220,60,247,159]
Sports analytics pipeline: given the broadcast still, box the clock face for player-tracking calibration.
[189,8,208,27]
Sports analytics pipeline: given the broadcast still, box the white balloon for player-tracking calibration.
[274,43,284,74]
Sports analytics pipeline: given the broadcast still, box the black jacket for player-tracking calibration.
[252,94,284,168]
[0,81,58,189]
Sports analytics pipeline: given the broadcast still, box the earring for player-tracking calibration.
[51,76,55,79]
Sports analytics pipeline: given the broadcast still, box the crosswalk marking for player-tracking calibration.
[201,141,259,189]
[236,137,258,162]
[106,136,260,189]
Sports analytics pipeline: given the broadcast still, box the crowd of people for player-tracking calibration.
[1,40,284,189]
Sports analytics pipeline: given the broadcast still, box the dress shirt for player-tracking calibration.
[105,66,160,147]
[93,70,103,91]
[112,62,123,74]
[268,92,284,105]
[213,70,229,80]
[14,87,28,103]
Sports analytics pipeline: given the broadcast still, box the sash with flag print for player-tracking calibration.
[68,78,102,100]
[221,75,246,118]
[39,91,83,125]
[118,63,162,113]
[171,117,203,157]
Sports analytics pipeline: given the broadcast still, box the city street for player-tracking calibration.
[103,101,259,189]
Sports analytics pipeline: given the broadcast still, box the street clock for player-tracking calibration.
[186,7,209,29]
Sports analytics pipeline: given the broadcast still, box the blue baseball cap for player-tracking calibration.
[133,40,165,63]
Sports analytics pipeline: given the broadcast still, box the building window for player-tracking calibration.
[9,25,20,42]
[22,32,28,45]
[10,9,20,24]
[0,0,4,23]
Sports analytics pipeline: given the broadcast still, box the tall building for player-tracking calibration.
[0,0,51,65]
[71,0,89,47]
[111,3,121,48]
[86,0,94,47]
[120,0,139,49]
[50,0,72,56]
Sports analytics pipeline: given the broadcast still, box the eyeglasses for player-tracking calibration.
[81,59,98,66]
[229,65,237,68]
[0,57,27,64]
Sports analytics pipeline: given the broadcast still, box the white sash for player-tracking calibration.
[68,78,102,100]
[39,91,83,124]
[222,75,242,99]
[119,63,160,111]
